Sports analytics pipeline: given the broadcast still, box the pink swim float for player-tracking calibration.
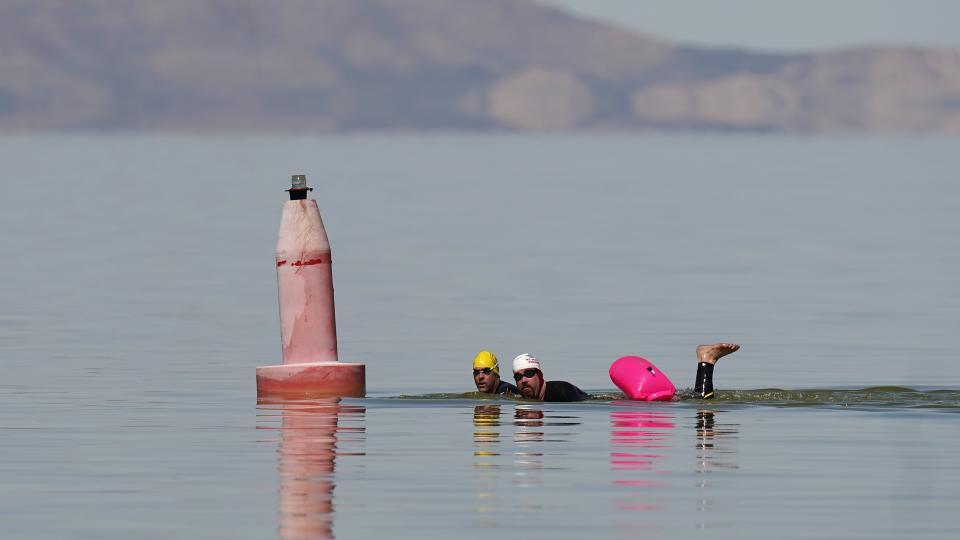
[609,356,676,401]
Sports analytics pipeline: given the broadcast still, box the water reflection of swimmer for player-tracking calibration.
[695,409,738,472]
[471,351,518,395]
[511,406,580,508]
[694,409,739,522]
[513,406,546,489]
[473,405,504,527]
[473,404,503,459]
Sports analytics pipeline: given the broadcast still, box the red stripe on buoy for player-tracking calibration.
[291,256,330,266]
[277,255,331,267]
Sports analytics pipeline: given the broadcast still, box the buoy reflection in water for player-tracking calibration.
[257,398,366,540]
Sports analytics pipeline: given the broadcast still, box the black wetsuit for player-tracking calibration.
[543,381,588,402]
[496,380,518,395]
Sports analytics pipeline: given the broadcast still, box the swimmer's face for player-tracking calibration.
[514,369,543,399]
[473,367,500,393]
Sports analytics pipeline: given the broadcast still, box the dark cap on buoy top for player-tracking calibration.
[287,174,313,200]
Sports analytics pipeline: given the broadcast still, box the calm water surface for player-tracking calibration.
[1,134,958,538]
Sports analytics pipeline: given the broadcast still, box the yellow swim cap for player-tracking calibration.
[472,351,499,374]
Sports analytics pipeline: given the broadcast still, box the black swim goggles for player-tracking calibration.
[513,369,540,381]
[473,368,494,376]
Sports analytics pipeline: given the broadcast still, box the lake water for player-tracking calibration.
[1,134,958,538]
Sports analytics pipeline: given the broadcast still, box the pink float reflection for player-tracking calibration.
[609,405,676,516]
[258,397,366,540]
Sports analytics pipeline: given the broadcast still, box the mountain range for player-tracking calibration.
[2,0,959,133]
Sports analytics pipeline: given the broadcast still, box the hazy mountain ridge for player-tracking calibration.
[1,0,958,133]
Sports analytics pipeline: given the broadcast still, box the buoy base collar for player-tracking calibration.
[256,362,365,397]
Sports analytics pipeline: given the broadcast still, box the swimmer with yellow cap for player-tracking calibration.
[472,351,518,395]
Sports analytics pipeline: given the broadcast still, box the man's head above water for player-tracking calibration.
[512,353,545,400]
[472,351,502,393]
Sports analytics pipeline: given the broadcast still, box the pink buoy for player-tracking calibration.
[256,175,365,397]
[609,356,676,401]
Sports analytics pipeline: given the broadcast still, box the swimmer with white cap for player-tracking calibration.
[512,353,588,402]
[472,351,518,395]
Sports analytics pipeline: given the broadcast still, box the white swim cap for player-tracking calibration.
[512,353,541,372]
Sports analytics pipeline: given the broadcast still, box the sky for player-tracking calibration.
[538,0,960,52]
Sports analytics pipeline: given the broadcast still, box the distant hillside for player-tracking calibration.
[1,0,959,133]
